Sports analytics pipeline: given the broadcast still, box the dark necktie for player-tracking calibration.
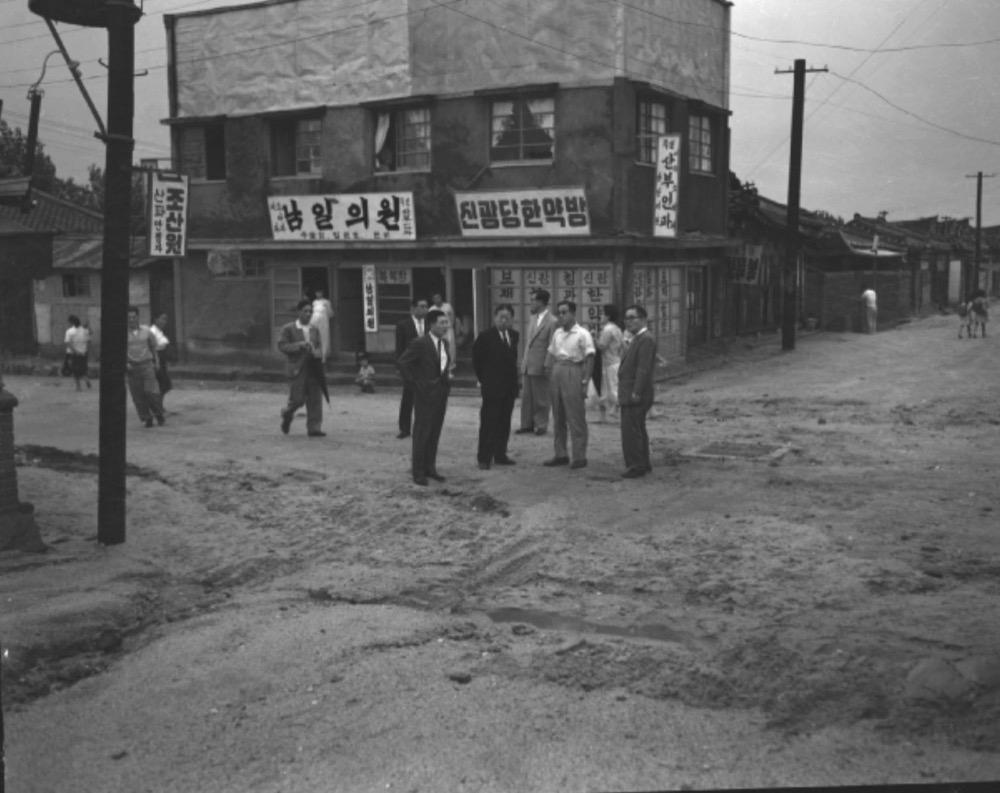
[502,331,509,347]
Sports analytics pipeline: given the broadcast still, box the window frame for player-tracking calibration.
[373,105,432,174]
[271,115,323,177]
[688,114,714,175]
[636,99,668,166]
[61,274,91,298]
[489,95,556,165]
[175,122,226,181]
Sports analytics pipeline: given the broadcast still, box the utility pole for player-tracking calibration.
[776,60,827,350]
[29,0,143,545]
[965,171,996,294]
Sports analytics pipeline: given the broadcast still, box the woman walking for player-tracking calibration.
[64,315,92,391]
[596,304,625,422]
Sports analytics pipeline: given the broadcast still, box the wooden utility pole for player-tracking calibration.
[776,60,827,350]
[965,171,996,294]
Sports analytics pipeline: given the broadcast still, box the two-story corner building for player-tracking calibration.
[162,0,735,366]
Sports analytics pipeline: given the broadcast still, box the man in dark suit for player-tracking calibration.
[618,304,658,477]
[397,308,451,486]
[395,297,429,438]
[472,304,520,470]
[278,299,329,437]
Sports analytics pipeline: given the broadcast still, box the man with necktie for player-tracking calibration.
[397,309,452,486]
[395,297,429,438]
[472,304,520,469]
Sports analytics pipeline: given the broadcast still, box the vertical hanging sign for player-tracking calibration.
[147,171,189,257]
[362,264,378,333]
[653,134,681,238]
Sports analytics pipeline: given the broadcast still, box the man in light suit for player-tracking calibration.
[278,299,328,437]
[395,297,429,438]
[397,308,451,486]
[472,304,520,469]
[516,288,558,435]
[618,304,658,477]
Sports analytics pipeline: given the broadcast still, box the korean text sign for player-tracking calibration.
[455,188,591,237]
[653,134,681,238]
[147,172,189,257]
[268,192,416,241]
[362,264,378,333]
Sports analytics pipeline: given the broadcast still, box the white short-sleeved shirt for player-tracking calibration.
[64,326,90,354]
[548,324,596,363]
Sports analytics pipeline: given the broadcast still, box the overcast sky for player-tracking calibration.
[2,0,999,224]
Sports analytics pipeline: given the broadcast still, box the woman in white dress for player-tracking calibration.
[310,289,334,362]
[596,304,625,422]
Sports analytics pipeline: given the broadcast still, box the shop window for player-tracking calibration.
[376,267,412,326]
[62,274,91,297]
[271,116,323,176]
[176,123,226,180]
[637,100,668,164]
[490,97,554,163]
[374,107,431,172]
[688,114,713,174]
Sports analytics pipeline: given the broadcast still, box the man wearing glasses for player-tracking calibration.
[543,300,595,470]
[618,305,658,477]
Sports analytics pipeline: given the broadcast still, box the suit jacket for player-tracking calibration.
[397,334,451,399]
[618,330,657,406]
[278,321,322,378]
[472,326,520,398]
[521,310,558,376]
[395,315,424,359]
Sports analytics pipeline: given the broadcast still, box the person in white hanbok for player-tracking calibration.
[310,289,334,362]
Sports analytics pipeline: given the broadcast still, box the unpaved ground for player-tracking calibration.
[2,312,999,791]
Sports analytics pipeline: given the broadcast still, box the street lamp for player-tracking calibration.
[27,0,143,545]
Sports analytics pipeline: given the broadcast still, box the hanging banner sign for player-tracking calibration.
[455,187,591,237]
[147,172,189,257]
[728,245,764,284]
[362,264,378,333]
[653,134,681,238]
[268,192,415,241]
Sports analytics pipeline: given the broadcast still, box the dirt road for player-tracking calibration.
[2,312,999,791]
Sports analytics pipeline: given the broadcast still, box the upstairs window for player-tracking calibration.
[490,97,554,163]
[374,107,431,172]
[62,274,91,297]
[688,114,713,174]
[272,116,323,177]
[636,100,668,165]
[177,123,226,180]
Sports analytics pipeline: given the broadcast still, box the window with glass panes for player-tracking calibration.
[637,100,667,164]
[490,97,554,162]
[375,107,431,172]
[688,115,713,173]
[271,117,322,176]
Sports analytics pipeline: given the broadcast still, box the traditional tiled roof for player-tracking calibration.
[0,188,103,234]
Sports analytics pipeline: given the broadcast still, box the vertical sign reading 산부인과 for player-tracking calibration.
[653,134,681,238]
[147,172,189,257]
[362,264,378,333]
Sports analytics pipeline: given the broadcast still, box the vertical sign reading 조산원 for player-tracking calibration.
[653,134,681,238]
[147,172,189,256]
[362,264,378,333]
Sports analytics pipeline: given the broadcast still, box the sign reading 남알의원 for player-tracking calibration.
[147,172,189,257]
[455,188,591,237]
[653,134,681,238]
[268,192,416,241]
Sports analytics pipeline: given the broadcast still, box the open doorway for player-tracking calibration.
[301,266,329,302]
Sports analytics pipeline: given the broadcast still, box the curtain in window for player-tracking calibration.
[374,112,392,169]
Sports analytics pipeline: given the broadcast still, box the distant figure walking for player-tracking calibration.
[970,289,989,338]
[126,306,165,428]
[278,300,329,437]
[149,312,172,406]
[861,285,878,333]
[64,315,91,391]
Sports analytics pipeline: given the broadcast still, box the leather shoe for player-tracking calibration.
[156,415,166,426]
[427,472,445,482]
[514,427,534,435]
[622,467,646,478]
[280,411,292,434]
[543,457,570,467]
[308,431,326,437]
[570,459,588,469]
[478,461,491,470]
[533,428,547,436]
[493,457,516,465]
[396,431,410,439]
[144,418,154,428]
[413,476,428,486]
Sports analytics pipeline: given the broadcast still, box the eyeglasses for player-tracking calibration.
[624,314,640,320]
[556,309,571,315]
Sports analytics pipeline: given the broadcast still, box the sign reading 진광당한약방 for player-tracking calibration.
[147,172,189,257]
[653,134,681,238]
[455,188,591,237]
[268,193,415,241]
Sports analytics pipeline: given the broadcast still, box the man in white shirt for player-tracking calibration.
[543,300,595,470]
[149,312,172,405]
[861,286,877,334]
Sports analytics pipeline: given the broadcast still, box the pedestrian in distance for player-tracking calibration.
[395,297,429,438]
[64,314,92,391]
[969,289,989,338]
[861,284,878,333]
[355,353,376,393]
[278,299,329,437]
[618,305,658,478]
[149,312,172,407]
[126,305,165,428]
[472,303,520,470]
[517,288,558,436]
[397,308,452,486]
[543,300,595,470]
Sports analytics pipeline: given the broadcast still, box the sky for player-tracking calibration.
[2,0,1000,225]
